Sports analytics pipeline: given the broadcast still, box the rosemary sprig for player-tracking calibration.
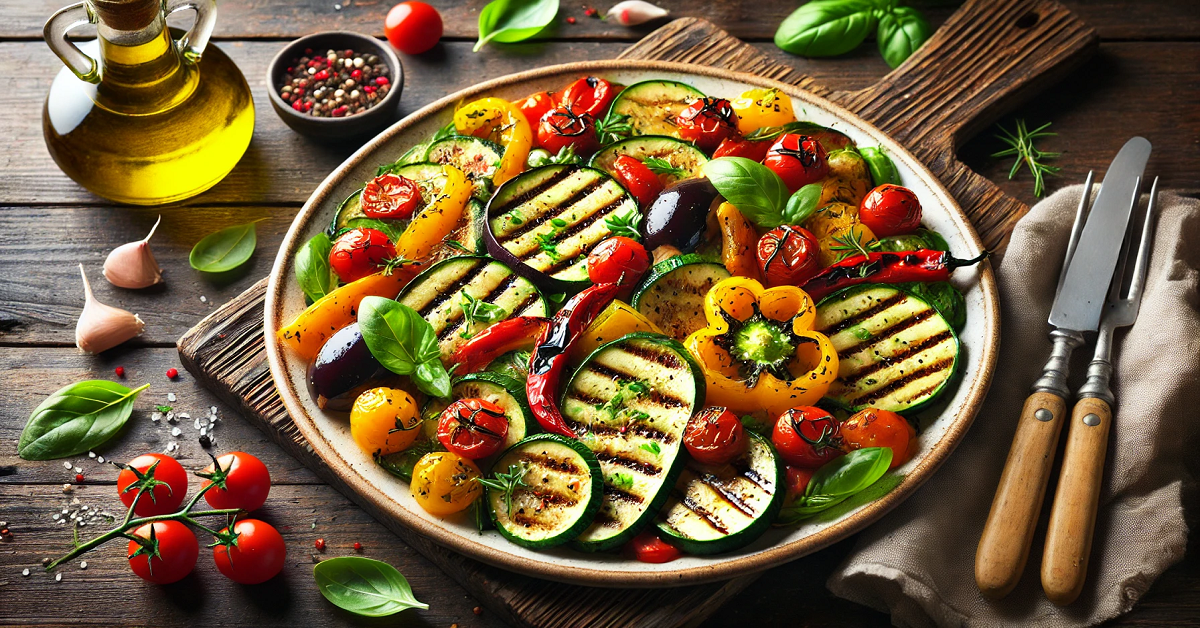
[478,463,529,515]
[830,226,873,263]
[380,256,419,276]
[604,209,642,240]
[992,119,1060,197]
[640,157,687,179]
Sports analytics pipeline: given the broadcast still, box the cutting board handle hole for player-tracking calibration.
[1015,11,1040,29]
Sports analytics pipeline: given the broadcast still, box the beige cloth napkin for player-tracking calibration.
[826,185,1200,627]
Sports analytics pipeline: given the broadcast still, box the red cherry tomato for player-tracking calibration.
[437,399,509,460]
[514,91,556,128]
[329,228,396,283]
[683,406,747,465]
[712,135,772,162]
[608,155,664,208]
[772,406,845,468]
[764,134,829,192]
[756,225,821,286]
[587,236,650,286]
[628,530,682,564]
[384,2,443,55]
[117,454,188,517]
[212,519,287,584]
[858,184,923,237]
[362,173,421,220]
[841,408,918,469]
[558,77,616,118]
[785,465,815,500]
[127,521,199,584]
[536,105,600,156]
[675,97,739,152]
[202,451,272,512]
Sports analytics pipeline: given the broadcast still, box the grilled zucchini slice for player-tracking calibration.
[561,332,705,552]
[814,284,960,413]
[486,434,604,549]
[589,136,708,186]
[606,80,705,138]
[631,254,731,342]
[425,136,503,200]
[655,431,784,555]
[423,371,533,454]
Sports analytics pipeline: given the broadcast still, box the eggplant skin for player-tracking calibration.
[642,179,719,252]
[307,322,383,405]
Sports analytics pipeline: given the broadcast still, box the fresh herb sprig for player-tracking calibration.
[776,447,894,525]
[596,112,633,145]
[993,119,1061,197]
[830,226,874,263]
[604,209,643,239]
[479,463,529,515]
[641,157,687,179]
[459,291,508,338]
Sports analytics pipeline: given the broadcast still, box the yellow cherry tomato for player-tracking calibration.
[453,97,532,185]
[349,387,422,457]
[731,88,796,135]
[410,451,482,516]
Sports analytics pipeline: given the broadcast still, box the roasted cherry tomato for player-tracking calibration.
[785,465,815,500]
[675,97,739,152]
[537,105,600,156]
[212,519,286,584]
[731,87,795,135]
[628,530,682,564]
[756,225,821,286]
[841,408,918,469]
[712,136,771,162]
[436,398,509,460]
[772,406,845,468]
[411,451,482,515]
[329,228,396,284]
[858,184,923,237]
[683,406,747,465]
[384,1,443,55]
[350,387,423,457]
[558,76,616,117]
[514,91,556,129]
[764,134,829,192]
[127,521,198,584]
[587,236,651,286]
[362,173,422,220]
[117,453,188,517]
[201,451,272,512]
[609,155,664,207]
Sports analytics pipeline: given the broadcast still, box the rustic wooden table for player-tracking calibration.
[1,1,1196,626]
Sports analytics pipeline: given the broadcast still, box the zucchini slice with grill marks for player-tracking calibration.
[589,136,708,186]
[606,80,705,138]
[814,284,960,413]
[655,431,784,555]
[561,332,705,552]
[486,434,603,549]
[631,254,731,342]
[423,371,533,454]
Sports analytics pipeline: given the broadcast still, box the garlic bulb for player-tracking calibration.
[606,0,669,26]
[103,215,163,289]
[76,264,145,354]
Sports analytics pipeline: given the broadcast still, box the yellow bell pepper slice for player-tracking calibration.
[715,202,763,281]
[684,277,839,418]
[394,164,472,262]
[569,300,662,369]
[453,97,532,186]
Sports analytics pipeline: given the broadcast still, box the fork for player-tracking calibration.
[1041,177,1159,606]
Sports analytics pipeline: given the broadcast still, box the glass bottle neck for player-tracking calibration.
[94,10,195,112]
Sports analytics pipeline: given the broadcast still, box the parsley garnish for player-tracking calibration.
[640,157,687,179]
[611,472,634,491]
[604,209,642,240]
[550,218,568,228]
[639,442,662,457]
[156,405,173,414]
[597,380,650,424]
[459,291,508,338]
[534,232,561,260]
[478,463,529,515]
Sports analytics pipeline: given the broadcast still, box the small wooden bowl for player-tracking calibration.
[266,31,403,141]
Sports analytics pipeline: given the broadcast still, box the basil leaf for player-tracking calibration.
[416,360,451,398]
[782,183,824,225]
[189,222,258,273]
[295,233,336,303]
[474,0,560,52]
[877,6,932,68]
[19,381,150,460]
[744,120,835,142]
[358,297,452,398]
[897,281,966,331]
[313,557,428,617]
[806,446,893,498]
[702,157,790,228]
[774,0,877,57]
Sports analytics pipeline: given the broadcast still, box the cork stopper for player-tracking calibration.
[87,0,161,32]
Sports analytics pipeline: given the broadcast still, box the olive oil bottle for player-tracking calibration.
[43,0,254,205]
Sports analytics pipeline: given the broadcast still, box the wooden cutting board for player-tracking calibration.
[178,3,1095,626]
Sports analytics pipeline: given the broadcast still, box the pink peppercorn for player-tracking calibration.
[375,76,389,86]
[166,368,178,379]
[566,16,576,24]
[351,69,362,79]
[115,366,125,377]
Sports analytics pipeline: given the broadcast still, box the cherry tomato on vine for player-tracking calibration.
[683,406,746,465]
[514,91,556,128]
[384,2,443,55]
[609,155,664,208]
[437,398,509,460]
[712,136,771,162]
[212,519,287,584]
[536,106,600,156]
[764,134,829,192]
[201,451,272,512]
[675,97,739,151]
[127,521,199,584]
[587,236,650,286]
[841,408,918,469]
[858,184,923,237]
[362,173,421,220]
[756,225,821,286]
[117,453,188,517]
[628,530,682,564]
[329,227,396,284]
[558,77,616,118]
[772,406,845,468]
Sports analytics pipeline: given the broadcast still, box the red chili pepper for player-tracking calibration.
[451,316,550,375]
[527,283,620,437]
[801,249,989,301]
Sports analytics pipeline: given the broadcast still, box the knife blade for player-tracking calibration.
[1049,136,1151,332]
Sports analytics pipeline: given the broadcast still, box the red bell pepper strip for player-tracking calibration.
[450,316,549,375]
[801,249,989,301]
[526,283,621,437]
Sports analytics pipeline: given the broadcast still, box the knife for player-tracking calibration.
[975,137,1151,601]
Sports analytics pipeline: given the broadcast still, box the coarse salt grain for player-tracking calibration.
[178,412,190,419]
[97,456,104,464]
[63,461,73,469]
[200,296,207,303]
[167,392,177,402]
[171,427,182,437]
[88,451,96,458]
[74,467,82,473]
[55,573,62,582]
[151,412,162,422]
[22,568,30,576]
[211,406,218,415]
[80,561,87,570]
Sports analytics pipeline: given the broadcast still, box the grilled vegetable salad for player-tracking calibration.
[279,76,987,562]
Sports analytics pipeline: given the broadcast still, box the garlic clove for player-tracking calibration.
[606,0,669,26]
[76,264,145,354]
[103,215,163,289]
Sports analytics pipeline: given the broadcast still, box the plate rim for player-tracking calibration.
[264,59,1000,588]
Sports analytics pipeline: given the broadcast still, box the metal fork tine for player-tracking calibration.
[1127,176,1158,309]
[1108,177,1140,303]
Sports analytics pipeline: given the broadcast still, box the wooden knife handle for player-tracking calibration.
[1041,396,1113,605]
[976,390,1068,599]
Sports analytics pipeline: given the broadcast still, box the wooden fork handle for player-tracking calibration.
[976,391,1068,599]
[1041,396,1113,605]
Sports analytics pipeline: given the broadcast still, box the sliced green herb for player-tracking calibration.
[534,232,561,260]
[639,442,662,456]
[611,472,634,490]
[156,405,173,414]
